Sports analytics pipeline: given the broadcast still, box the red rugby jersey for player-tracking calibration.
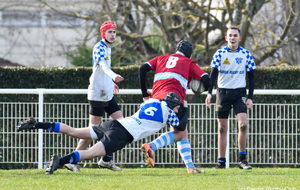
[148,53,206,103]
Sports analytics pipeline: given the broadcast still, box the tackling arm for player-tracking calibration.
[175,107,188,131]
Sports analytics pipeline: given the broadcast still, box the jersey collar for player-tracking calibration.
[225,45,241,53]
[100,39,108,48]
[176,52,185,56]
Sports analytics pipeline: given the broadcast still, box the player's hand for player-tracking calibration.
[246,99,253,110]
[113,74,124,82]
[146,90,152,96]
[205,93,212,109]
[142,90,152,101]
[113,83,119,94]
[183,100,188,107]
[143,96,150,102]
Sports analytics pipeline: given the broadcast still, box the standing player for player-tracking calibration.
[205,26,256,169]
[64,21,124,172]
[139,40,211,174]
[17,93,188,175]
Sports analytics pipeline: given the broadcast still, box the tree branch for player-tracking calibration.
[256,0,296,64]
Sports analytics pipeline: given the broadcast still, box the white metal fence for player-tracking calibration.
[0,89,299,169]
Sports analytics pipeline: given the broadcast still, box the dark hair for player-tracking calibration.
[227,26,241,35]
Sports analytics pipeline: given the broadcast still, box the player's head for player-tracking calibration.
[100,21,117,43]
[225,26,242,50]
[227,26,241,35]
[176,40,193,58]
[163,92,182,110]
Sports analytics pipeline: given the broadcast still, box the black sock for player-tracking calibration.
[239,152,246,162]
[35,122,58,132]
[102,154,113,162]
[218,157,226,166]
[59,152,78,165]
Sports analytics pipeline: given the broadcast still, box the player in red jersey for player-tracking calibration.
[139,40,211,174]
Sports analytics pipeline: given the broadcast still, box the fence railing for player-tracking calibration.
[0,89,299,169]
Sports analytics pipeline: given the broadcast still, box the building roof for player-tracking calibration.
[0,58,24,67]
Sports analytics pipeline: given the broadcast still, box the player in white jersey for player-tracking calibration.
[16,93,190,175]
[205,26,256,170]
[65,21,124,172]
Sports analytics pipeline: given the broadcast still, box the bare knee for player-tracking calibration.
[239,122,247,132]
[174,130,186,141]
[218,124,227,134]
[170,125,187,141]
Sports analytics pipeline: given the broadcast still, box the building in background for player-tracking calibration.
[0,0,100,67]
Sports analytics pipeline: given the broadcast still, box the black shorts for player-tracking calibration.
[89,97,121,117]
[92,120,133,155]
[216,88,247,118]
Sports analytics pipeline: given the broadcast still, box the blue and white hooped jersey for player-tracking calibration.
[210,46,256,89]
[118,98,180,141]
[88,40,114,101]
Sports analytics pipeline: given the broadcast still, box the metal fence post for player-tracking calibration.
[226,119,230,168]
[38,89,45,169]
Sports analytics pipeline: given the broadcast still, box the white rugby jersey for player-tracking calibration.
[210,46,256,89]
[118,98,180,141]
[88,40,117,101]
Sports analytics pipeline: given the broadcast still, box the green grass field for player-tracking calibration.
[0,167,299,190]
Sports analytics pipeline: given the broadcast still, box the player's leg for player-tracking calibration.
[146,104,186,153]
[47,121,109,175]
[214,88,231,169]
[237,113,247,159]
[99,97,123,171]
[174,105,202,173]
[234,92,252,169]
[141,126,204,174]
[76,101,106,150]
[77,141,107,160]
[17,118,91,139]
[47,120,132,175]
[175,128,204,174]
[142,104,184,167]
[46,141,107,175]
[215,116,229,169]
[76,114,101,150]
[142,130,177,167]
[65,101,105,172]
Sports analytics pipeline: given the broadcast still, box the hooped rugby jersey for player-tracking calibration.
[118,98,180,141]
[210,46,256,89]
[147,53,207,103]
[88,40,115,101]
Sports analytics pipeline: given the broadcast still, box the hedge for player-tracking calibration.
[0,66,300,103]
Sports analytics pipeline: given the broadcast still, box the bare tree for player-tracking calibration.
[1,0,298,67]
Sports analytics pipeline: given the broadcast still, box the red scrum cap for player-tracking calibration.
[100,21,117,40]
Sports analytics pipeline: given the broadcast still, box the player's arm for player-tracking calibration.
[201,74,211,91]
[247,70,255,100]
[98,59,124,82]
[205,67,218,108]
[169,101,188,131]
[139,63,153,98]
[175,107,188,131]
[189,62,211,91]
[207,67,218,94]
